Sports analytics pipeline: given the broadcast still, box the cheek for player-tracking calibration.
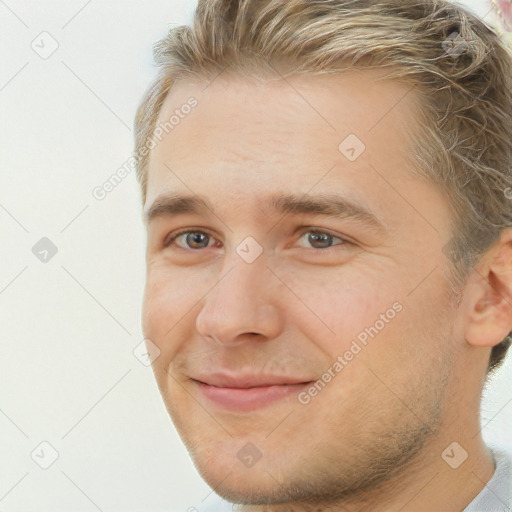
[141,267,196,361]
[285,268,399,354]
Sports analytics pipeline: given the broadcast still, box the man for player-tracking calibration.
[133,0,512,510]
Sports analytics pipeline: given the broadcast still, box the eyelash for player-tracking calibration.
[163,228,351,252]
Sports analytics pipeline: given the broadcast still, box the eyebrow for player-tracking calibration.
[144,192,386,233]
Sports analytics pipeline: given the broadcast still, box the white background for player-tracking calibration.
[0,1,511,511]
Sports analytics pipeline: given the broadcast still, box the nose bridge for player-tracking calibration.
[195,249,282,344]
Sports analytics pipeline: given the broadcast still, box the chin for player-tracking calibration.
[195,466,281,506]
[188,441,286,504]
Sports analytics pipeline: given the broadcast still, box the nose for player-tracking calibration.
[195,254,283,346]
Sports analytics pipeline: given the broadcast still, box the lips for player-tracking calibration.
[193,373,312,388]
[191,373,314,411]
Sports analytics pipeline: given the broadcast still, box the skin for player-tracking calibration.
[141,68,512,511]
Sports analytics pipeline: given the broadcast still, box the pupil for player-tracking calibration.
[310,232,331,248]
[188,232,208,248]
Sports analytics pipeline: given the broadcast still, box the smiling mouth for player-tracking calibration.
[192,379,314,411]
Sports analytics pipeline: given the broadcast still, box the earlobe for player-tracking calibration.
[464,228,512,349]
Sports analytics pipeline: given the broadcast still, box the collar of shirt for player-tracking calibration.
[463,446,512,512]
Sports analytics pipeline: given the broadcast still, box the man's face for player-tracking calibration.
[142,69,461,504]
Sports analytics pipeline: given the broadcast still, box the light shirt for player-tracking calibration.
[463,447,511,511]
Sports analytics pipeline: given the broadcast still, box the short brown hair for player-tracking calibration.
[134,0,512,373]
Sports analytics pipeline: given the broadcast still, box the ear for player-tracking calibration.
[464,228,512,348]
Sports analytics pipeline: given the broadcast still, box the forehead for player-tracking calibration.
[147,69,420,182]
[153,68,419,157]
[144,69,447,234]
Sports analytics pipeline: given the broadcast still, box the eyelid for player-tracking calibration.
[295,227,352,246]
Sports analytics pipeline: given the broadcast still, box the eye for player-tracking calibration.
[163,228,349,251]
[297,230,347,250]
[164,229,218,250]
